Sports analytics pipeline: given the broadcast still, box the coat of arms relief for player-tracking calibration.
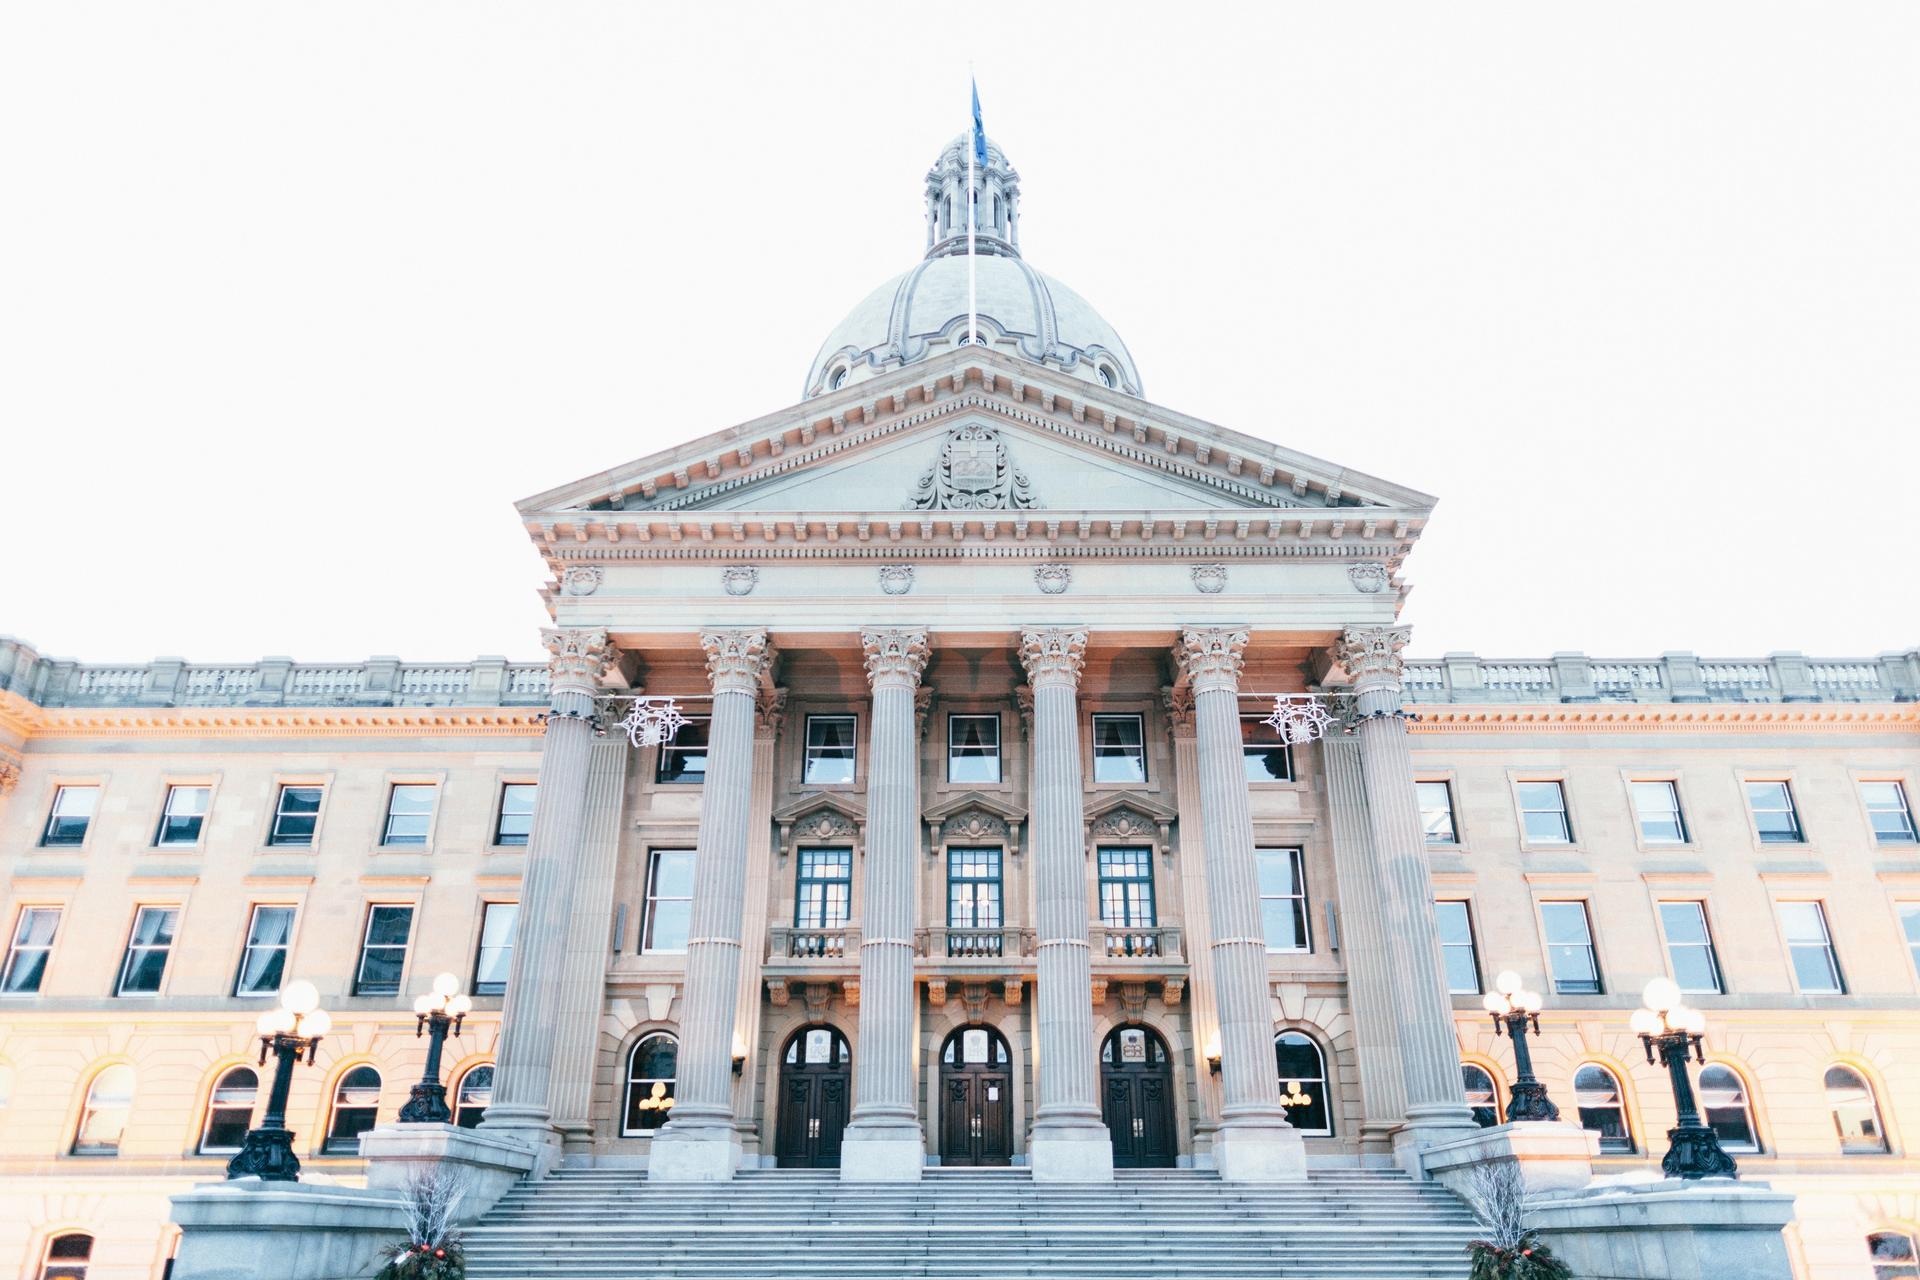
[908,423,1042,510]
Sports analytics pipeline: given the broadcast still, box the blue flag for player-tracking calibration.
[971,78,987,170]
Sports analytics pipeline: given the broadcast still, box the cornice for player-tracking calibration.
[10,706,546,741]
[1407,703,1920,735]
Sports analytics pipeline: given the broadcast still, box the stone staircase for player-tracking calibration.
[463,1166,1482,1278]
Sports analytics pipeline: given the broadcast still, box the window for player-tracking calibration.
[642,850,694,953]
[1869,1231,1919,1280]
[268,784,323,846]
[1516,781,1572,844]
[72,1064,135,1154]
[41,785,98,846]
[1417,781,1457,845]
[1697,1064,1758,1153]
[794,848,853,940]
[116,906,179,996]
[2,906,60,994]
[1573,1064,1633,1153]
[380,784,436,847]
[155,785,211,847]
[1098,846,1156,928]
[655,717,710,784]
[1658,901,1723,994]
[353,905,414,996]
[1540,901,1602,994]
[1827,1065,1888,1154]
[947,715,1002,784]
[1746,781,1803,843]
[1631,781,1688,844]
[947,847,1003,929]
[1778,901,1844,993]
[1273,1032,1332,1135]
[1435,900,1481,994]
[233,905,295,996]
[1256,849,1310,952]
[325,1065,381,1153]
[1241,716,1294,783]
[472,902,518,996]
[802,715,857,785]
[622,1033,678,1134]
[454,1064,493,1129]
[39,1233,93,1280]
[198,1066,258,1154]
[494,783,536,846]
[1463,1064,1502,1128]
[1091,714,1146,783]
[1863,782,1918,844]
[1901,904,1920,978]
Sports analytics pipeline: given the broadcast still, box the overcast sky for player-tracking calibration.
[3,3,1915,665]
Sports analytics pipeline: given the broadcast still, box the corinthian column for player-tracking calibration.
[1334,625,1477,1172]
[649,629,775,1182]
[840,628,931,1181]
[1172,629,1306,1182]
[1018,627,1113,1182]
[480,628,612,1166]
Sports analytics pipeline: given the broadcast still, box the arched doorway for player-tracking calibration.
[938,1025,1013,1166]
[775,1025,851,1168]
[1100,1025,1176,1168]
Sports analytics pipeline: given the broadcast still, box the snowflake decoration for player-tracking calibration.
[1261,694,1335,746]
[617,697,691,749]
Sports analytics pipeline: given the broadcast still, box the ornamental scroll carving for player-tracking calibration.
[701,629,775,693]
[1191,564,1228,594]
[941,807,1010,846]
[1017,627,1087,689]
[1033,563,1071,595]
[1334,625,1411,689]
[795,811,856,841]
[1347,562,1389,594]
[877,564,915,595]
[1089,805,1167,845]
[562,566,603,596]
[721,566,759,596]
[908,422,1041,510]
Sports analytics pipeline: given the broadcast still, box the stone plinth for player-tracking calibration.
[170,1179,407,1280]
[1420,1121,1598,1197]
[1528,1179,1798,1280]
[360,1123,538,1222]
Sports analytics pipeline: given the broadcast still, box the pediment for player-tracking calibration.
[924,789,1026,857]
[772,791,866,830]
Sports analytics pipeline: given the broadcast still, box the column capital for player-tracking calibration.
[755,686,789,740]
[1173,627,1249,695]
[1018,627,1088,690]
[860,628,931,691]
[542,628,614,697]
[1160,685,1198,741]
[701,629,776,694]
[1334,625,1411,694]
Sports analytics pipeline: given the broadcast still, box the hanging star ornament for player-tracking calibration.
[1261,695,1336,746]
[617,697,691,749]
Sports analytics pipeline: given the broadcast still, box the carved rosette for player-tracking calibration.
[1173,627,1249,695]
[701,629,776,694]
[1334,625,1412,694]
[877,564,915,596]
[1033,563,1072,595]
[1191,564,1228,594]
[542,627,614,697]
[561,566,603,596]
[1160,685,1197,740]
[1347,562,1389,594]
[721,566,759,597]
[1017,627,1088,690]
[860,627,931,691]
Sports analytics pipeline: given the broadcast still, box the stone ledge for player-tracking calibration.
[1529,1177,1799,1280]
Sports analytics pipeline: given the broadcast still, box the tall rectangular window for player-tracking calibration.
[41,785,98,847]
[1091,715,1146,783]
[117,905,179,996]
[1862,781,1917,844]
[1417,781,1458,845]
[1900,904,1920,978]
[234,905,295,996]
[655,718,709,784]
[1632,781,1688,844]
[1540,901,1602,994]
[472,902,518,996]
[1777,901,1844,993]
[2,907,60,994]
[155,785,211,847]
[794,848,853,929]
[803,716,857,785]
[642,850,694,952]
[1256,848,1310,952]
[947,715,1002,784]
[354,904,415,995]
[380,784,436,847]
[1241,717,1295,783]
[268,785,323,846]
[1097,847,1156,928]
[1658,901,1723,994]
[1746,781,1803,843]
[947,847,1003,928]
[1435,900,1481,994]
[1516,782,1572,844]
[494,783,536,846]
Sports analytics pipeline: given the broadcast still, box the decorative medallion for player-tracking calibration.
[561,566,603,596]
[721,566,759,596]
[798,811,857,841]
[1347,562,1389,594]
[878,564,915,596]
[1191,564,1228,594]
[908,422,1042,510]
[942,808,1010,845]
[1260,694,1337,746]
[1033,563,1072,595]
[618,696,692,749]
[1090,806,1159,842]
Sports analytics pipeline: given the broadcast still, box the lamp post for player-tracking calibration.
[398,972,472,1124]
[1632,978,1737,1180]
[227,980,330,1182]
[1482,969,1559,1122]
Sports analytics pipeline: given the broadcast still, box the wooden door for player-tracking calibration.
[775,1026,852,1168]
[939,1026,1014,1166]
[1101,1025,1177,1168]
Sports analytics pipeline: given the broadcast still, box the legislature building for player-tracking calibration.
[2,134,1919,1280]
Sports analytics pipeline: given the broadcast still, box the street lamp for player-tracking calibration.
[227,979,331,1182]
[1632,977,1738,1180]
[1482,970,1559,1122]
[398,972,472,1124]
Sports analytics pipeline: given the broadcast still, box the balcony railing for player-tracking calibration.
[769,927,860,960]
[915,927,1034,960]
[1401,650,1917,706]
[1091,925,1183,961]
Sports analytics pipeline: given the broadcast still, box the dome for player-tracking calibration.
[804,135,1141,399]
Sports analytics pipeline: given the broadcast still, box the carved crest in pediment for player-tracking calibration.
[941,807,1009,845]
[1090,805,1161,843]
[909,422,1041,510]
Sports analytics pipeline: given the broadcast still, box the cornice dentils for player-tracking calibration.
[860,628,931,691]
[1018,627,1088,691]
[1173,628,1250,695]
[701,629,776,694]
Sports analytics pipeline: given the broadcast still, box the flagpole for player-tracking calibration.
[966,106,977,347]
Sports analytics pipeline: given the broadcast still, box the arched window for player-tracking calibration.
[828,365,847,392]
[1573,1064,1634,1154]
[1462,1064,1503,1128]
[1869,1230,1919,1279]
[1273,1031,1332,1135]
[1827,1065,1889,1154]
[1698,1064,1759,1153]
[1097,363,1117,389]
[72,1065,134,1155]
[454,1064,494,1129]
[324,1066,381,1154]
[39,1233,92,1280]
[198,1066,259,1154]
[622,1033,679,1135]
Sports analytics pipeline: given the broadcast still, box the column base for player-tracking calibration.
[646,1124,743,1182]
[1029,1122,1114,1182]
[1213,1118,1306,1183]
[473,1103,564,1177]
[1419,1121,1598,1198]
[838,1123,926,1182]
[1390,1103,1483,1178]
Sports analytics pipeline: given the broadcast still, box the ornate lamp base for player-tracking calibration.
[1505,1080,1562,1123]
[227,1126,301,1182]
[399,1081,452,1125]
[1661,1123,1739,1180]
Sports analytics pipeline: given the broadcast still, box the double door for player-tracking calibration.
[1101,1025,1177,1168]
[775,1026,851,1168]
[939,1026,1013,1166]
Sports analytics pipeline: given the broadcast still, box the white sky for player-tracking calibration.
[3,3,1916,665]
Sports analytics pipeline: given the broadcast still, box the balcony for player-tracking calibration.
[1091,924,1184,962]
[769,926,861,961]
[914,926,1034,961]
